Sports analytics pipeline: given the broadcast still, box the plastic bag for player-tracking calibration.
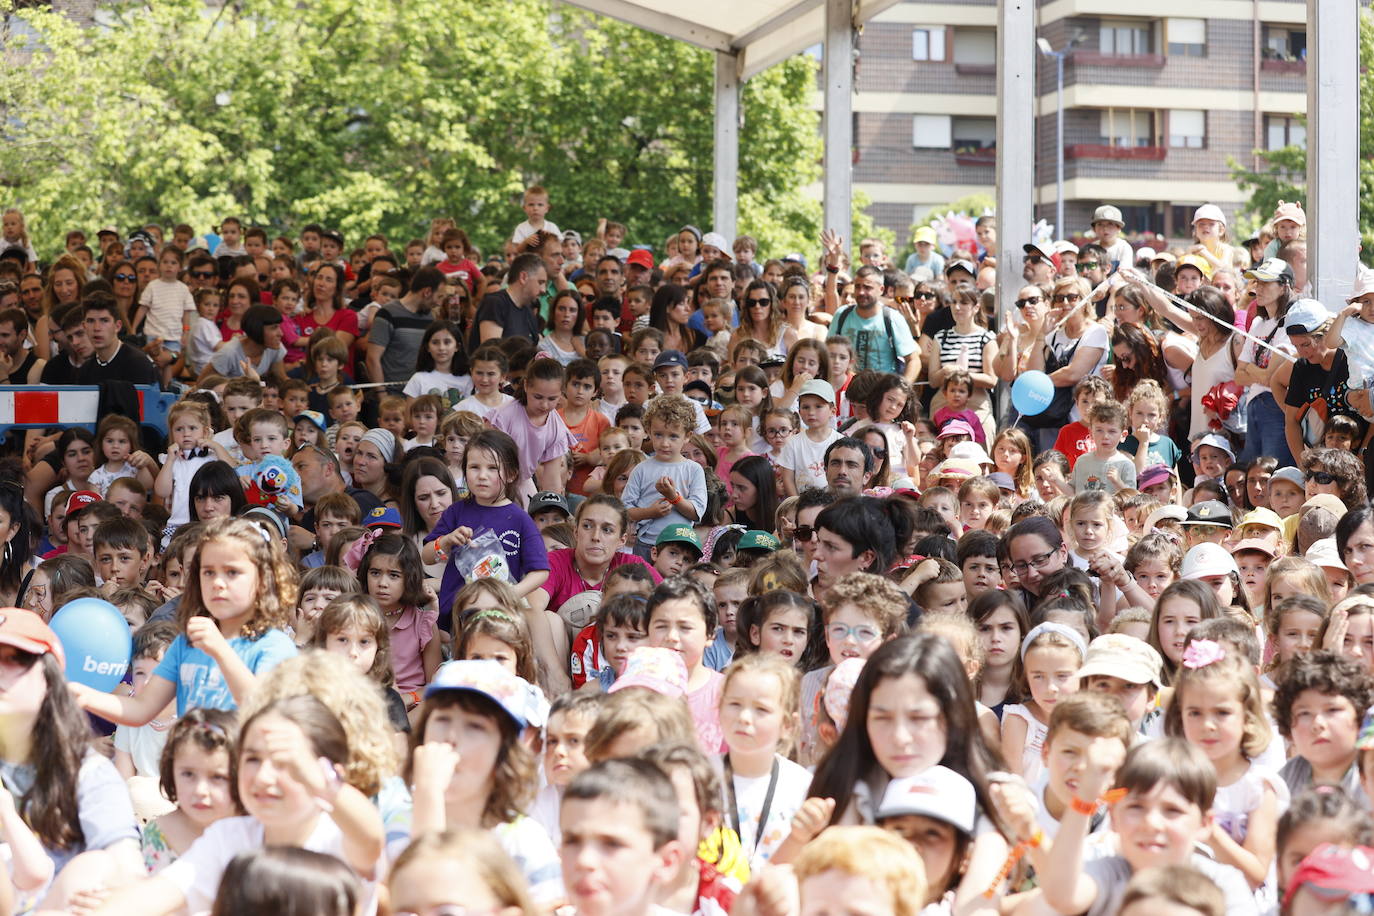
[454,529,512,583]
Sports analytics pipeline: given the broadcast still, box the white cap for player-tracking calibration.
[1182,542,1239,579]
[1192,204,1227,226]
[1053,240,1079,255]
[1136,247,1157,261]
[948,441,993,466]
[1306,537,1349,573]
[875,766,977,835]
[1144,505,1187,531]
[1349,265,1374,303]
[701,231,731,253]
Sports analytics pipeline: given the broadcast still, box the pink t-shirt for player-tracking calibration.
[488,399,578,483]
[389,604,439,694]
[687,670,726,754]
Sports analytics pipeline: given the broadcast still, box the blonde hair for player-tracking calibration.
[918,612,985,675]
[1164,650,1272,760]
[584,689,696,762]
[390,831,540,916]
[168,399,212,432]
[238,650,398,795]
[1126,378,1170,416]
[793,826,927,916]
[1263,557,1330,636]
[720,653,801,755]
[458,609,539,688]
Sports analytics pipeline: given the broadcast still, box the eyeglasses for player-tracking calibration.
[1307,471,1336,485]
[1009,549,1058,576]
[793,525,816,542]
[1052,293,1082,303]
[1014,296,1040,308]
[113,274,136,282]
[1076,261,1100,271]
[826,623,882,644]
[191,270,216,279]
[764,426,793,437]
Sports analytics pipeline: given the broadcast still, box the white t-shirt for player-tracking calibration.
[113,722,169,778]
[491,815,564,905]
[187,316,221,374]
[512,219,562,245]
[1238,314,1297,400]
[162,814,379,915]
[779,429,842,492]
[1048,323,1110,380]
[404,371,471,399]
[1339,314,1374,390]
[724,755,813,869]
[454,393,513,421]
[139,278,196,343]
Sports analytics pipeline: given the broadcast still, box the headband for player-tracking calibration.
[1019,622,1088,662]
[360,428,397,464]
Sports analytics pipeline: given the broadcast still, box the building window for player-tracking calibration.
[952,28,995,66]
[1265,115,1307,150]
[1263,25,1306,61]
[1166,18,1205,56]
[912,26,946,61]
[913,114,952,149]
[952,117,997,151]
[1100,19,1153,56]
[1168,110,1205,148]
[1098,108,1156,148]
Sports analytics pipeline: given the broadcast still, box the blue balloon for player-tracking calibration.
[50,598,132,692]
[1011,370,1055,417]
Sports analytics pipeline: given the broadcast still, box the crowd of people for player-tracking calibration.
[0,187,1369,916]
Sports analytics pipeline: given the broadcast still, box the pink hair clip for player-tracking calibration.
[1181,639,1226,670]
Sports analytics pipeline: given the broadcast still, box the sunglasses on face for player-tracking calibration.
[793,525,816,542]
[915,290,937,300]
[1307,471,1336,485]
[1076,261,1100,271]
[748,298,771,307]
[1024,255,1044,265]
[191,270,215,279]
[1052,293,1082,303]
[113,274,136,282]
[1015,296,1040,308]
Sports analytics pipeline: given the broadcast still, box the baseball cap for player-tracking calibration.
[562,229,583,245]
[701,232,731,256]
[1306,537,1348,573]
[0,609,64,668]
[1271,466,1306,491]
[424,660,549,729]
[738,530,780,552]
[1243,257,1294,284]
[1273,200,1306,227]
[1181,542,1239,579]
[782,253,809,269]
[655,525,702,553]
[364,506,402,529]
[1022,242,1056,261]
[1192,204,1227,226]
[913,226,937,245]
[683,379,714,401]
[652,350,688,372]
[626,249,654,270]
[1053,240,1079,256]
[1301,494,1348,519]
[945,258,976,278]
[1285,298,1332,335]
[875,766,976,836]
[1230,538,1275,558]
[528,491,571,518]
[1174,254,1214,280]
[1136,247,1157,262]
[293,410,327,434]
[988,471,1017,493]
[1238,507,1285,532]
[65,490,101,518]
[1076,634,1163,688]
[938,418,977,440]
[96,226,120,238]
[1152,251,1177,264]
[1182,501,1233,529]
[608,646,688,698]
[1191,433,1235,461]
[1137,464,1174,490]
[1283,843,1374,908]
[1143,505,1187,530]
[797,379,837,405]
[1092,205,1125,227]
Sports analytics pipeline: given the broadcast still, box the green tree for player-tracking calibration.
[1231,15,1374,259]
[0,0,825,259]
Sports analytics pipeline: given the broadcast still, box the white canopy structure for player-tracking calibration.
[560,0,1359,304]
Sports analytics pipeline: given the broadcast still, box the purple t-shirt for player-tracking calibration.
[487,399,577,482]
[427,498,549,630]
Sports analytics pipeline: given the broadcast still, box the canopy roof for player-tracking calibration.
[558,0,900,79]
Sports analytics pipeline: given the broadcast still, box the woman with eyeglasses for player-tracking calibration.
[737,279,787,358]
[1020,276,1109,453]
[1002,516,1069,605]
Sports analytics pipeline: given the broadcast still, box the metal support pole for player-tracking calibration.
[713,51,740,241]
[822,0,853,246]
[1306,0,1359,302]
[1055,53,1064,238]
[996,0,1035,327]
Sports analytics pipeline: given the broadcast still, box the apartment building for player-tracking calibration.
[851,0,1309,245]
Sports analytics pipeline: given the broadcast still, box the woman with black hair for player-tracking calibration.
[811,496,913,591]
[648,284,705,354]
[188,461,248,523]
[198,304,286,386]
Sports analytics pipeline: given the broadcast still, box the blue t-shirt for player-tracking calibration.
[153,629,297,715]
[622,456,707,547]
[427,499,550,631]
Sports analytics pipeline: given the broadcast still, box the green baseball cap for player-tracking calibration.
[738,530,781,552]
[655,525,702,553]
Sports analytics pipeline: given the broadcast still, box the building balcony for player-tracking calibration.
[1065,144,1167,161]
[1261,58,1307,74]
[1069,51,1166,68]
[953,146,997,165]
[954,63,997,76]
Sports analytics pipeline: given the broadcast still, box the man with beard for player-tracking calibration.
[823,438,876,497]
[0,308,44,384]
[826,262,919,381]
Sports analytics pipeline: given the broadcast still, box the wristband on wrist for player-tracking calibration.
[825,265,839,274]
[1071,787,1127,816]
[983,830,1044,898]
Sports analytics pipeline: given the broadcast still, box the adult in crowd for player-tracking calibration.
[297,262,358,351]
[1236,258,1298,465]
[202,305,286,385]
[367,266,444,392]
[289,441,384,551]
[1020,275,1107,452]
[472,252,546,351]
[76,295,158,386]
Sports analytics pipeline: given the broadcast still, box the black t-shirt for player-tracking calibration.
[1285,348,1367,435]
[40,355,83,385]
[920,305,954,339]
[0,350,38,385]
[469,290,541,353]
[76,343,158,387]
[298,486,385,534]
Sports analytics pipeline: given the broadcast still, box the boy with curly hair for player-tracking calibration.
[623,394,706,559]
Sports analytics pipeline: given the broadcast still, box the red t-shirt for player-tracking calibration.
[1053,420,1092,469]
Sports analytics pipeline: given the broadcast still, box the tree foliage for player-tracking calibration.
[1231,15,1374,259]
[0,0,825,257]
